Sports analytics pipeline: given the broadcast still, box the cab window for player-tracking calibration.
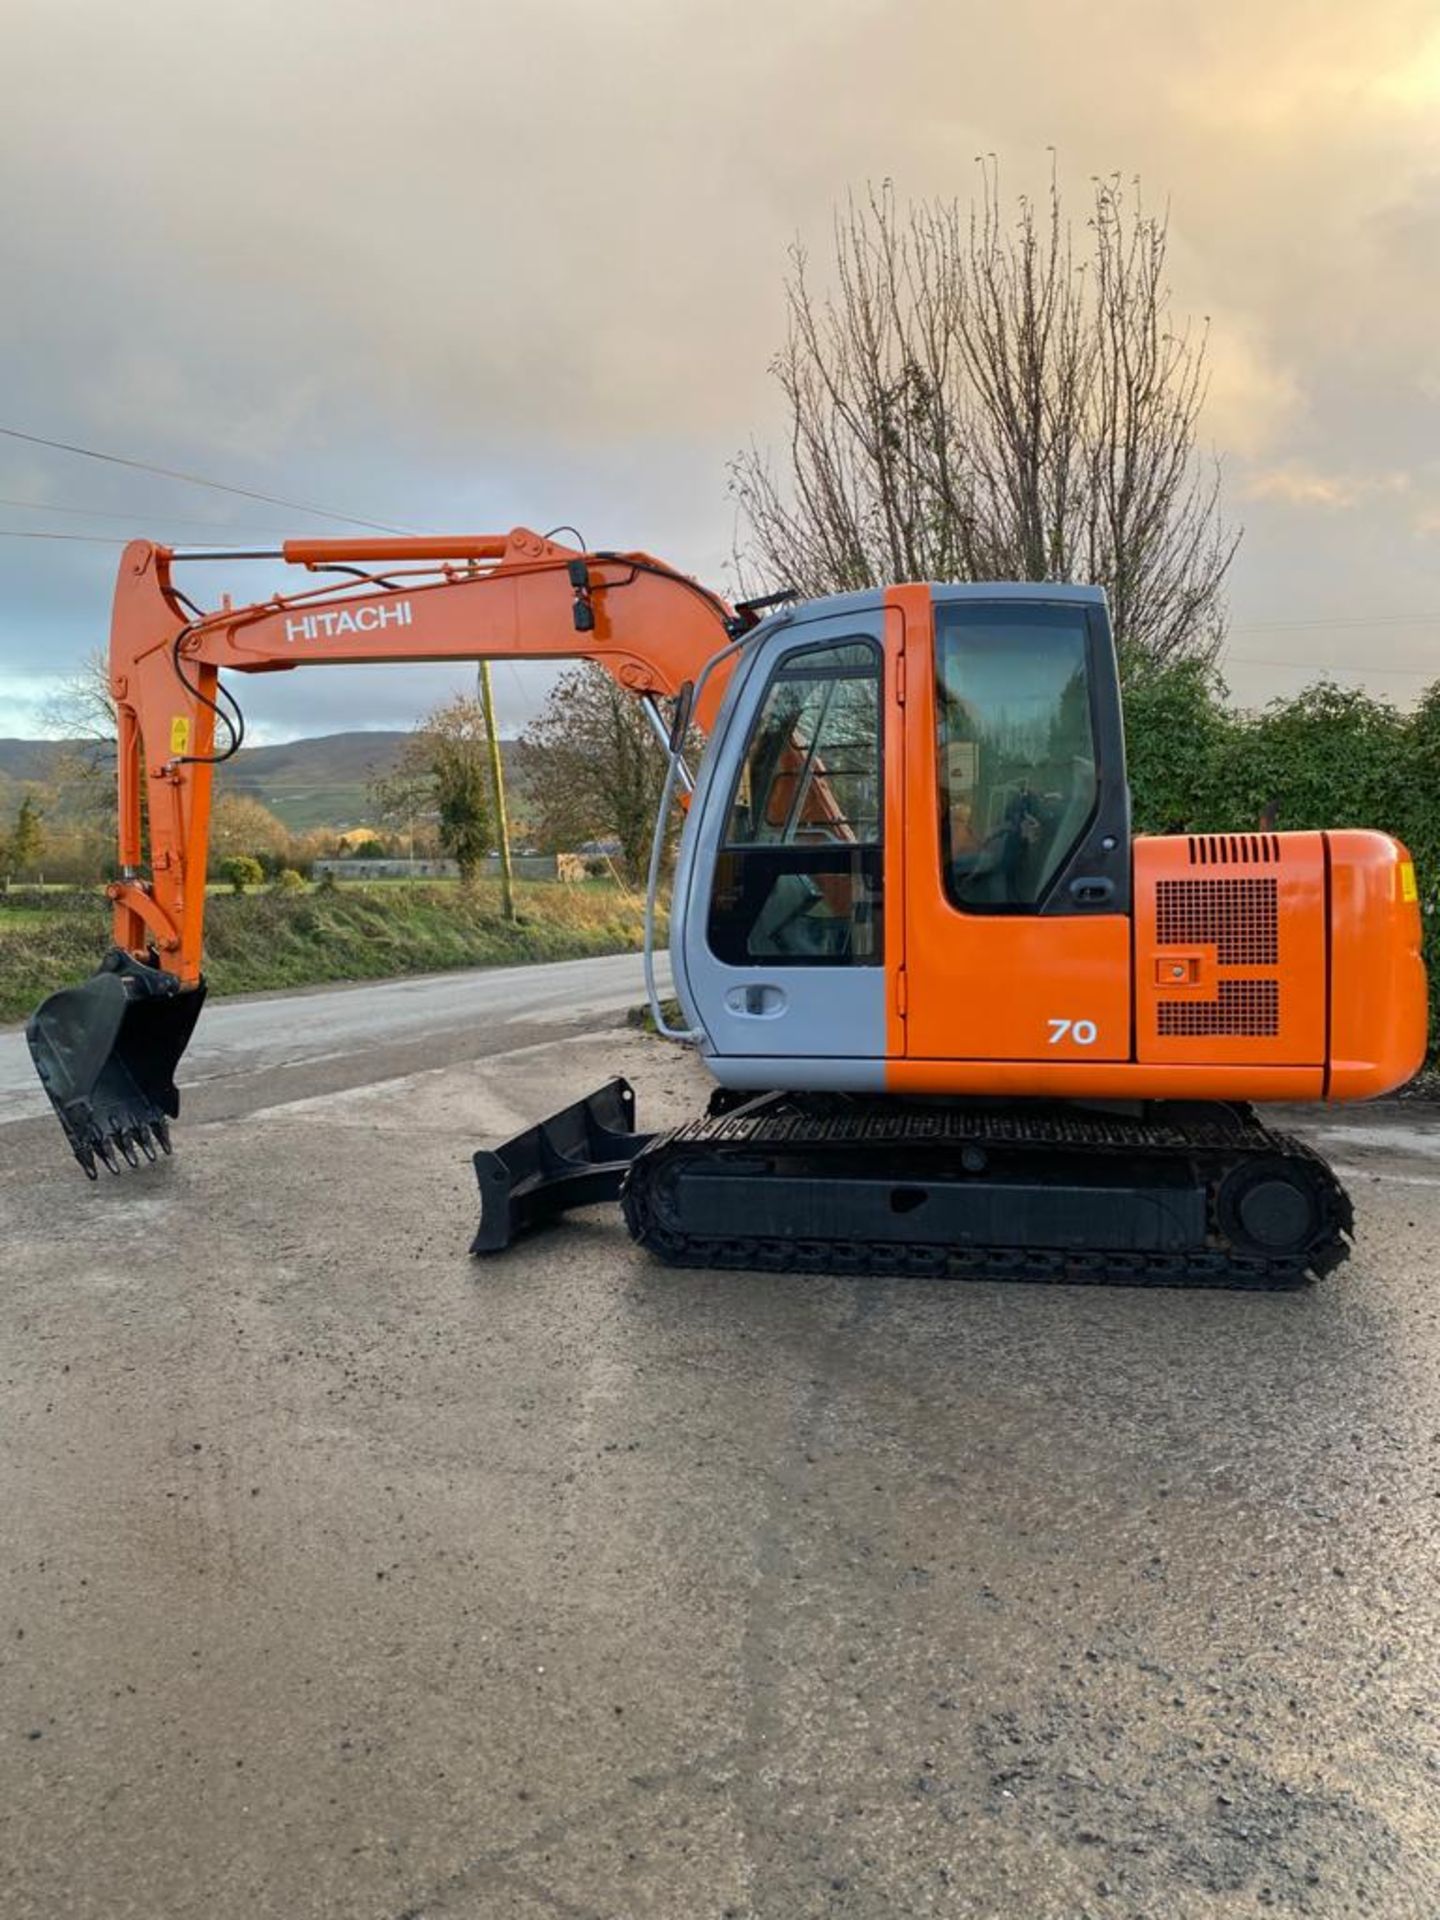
[708,640,882,966]
[936,603,1097,911]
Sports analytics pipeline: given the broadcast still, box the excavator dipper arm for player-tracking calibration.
[28,529,738,1175]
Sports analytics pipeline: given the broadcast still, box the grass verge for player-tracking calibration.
[0,880,656,1024]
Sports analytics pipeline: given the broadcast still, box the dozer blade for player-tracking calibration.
[27,949,206,1179]
[471,1077,652,1254]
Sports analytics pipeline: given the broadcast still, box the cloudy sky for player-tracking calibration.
[3,0,1440,742]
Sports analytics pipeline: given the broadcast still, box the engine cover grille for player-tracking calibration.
[1186,833,1282,866]
[1158,979,1280,1038]
[1155,876,1279,967]
[1138,830,1323,1065]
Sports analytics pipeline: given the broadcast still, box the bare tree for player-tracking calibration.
[39,649,118,823]
[518,666,673,880]
[209,794,291,864]
[368,765,438,858]
[732,168,1237,667]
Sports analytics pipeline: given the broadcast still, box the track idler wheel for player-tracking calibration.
[26,950,205,1178]
[1215,1152,1344,1268]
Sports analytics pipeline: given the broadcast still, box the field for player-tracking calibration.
[0,878,652,1024]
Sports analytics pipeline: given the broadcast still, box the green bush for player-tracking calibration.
[1123,656,1234,832]
[1127,662,1429,845]
[275,868,307,893]
[220,854,265,895]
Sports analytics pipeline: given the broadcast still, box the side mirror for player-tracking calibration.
[568,559,595,632]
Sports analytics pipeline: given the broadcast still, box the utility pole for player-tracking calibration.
[477,659,516,921]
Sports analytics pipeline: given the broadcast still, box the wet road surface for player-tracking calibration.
[1,968,1438,1918]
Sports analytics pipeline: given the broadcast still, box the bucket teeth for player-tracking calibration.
[115,1127,140,1168]
[136,1124,158,1163]
[152,1117,172,1156]
[96,1135,121,1175]
[75,1145,99,1181]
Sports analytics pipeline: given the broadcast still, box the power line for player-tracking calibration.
[1231,613,1440,634]
[1228,654,1436,678]
[0,528,135,544]
[0,493,296,539]
[0,526,298,548]
[0,425,414,534]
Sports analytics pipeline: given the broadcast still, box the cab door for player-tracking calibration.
[901,586,1133,1067]
[674,598,899,1088]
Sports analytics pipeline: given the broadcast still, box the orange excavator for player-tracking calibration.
[27,528,1428,1286]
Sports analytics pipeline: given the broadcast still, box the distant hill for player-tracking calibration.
[0,740,65,785]
[0,732,527,834]
[217,730,411,831]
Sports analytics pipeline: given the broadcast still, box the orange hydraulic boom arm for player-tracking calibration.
[107,528,739,988]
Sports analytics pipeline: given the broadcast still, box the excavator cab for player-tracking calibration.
[668,583,1132,1090]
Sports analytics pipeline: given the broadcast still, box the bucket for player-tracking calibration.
[27,950,206,1177]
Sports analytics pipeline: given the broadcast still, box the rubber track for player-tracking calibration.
[619,1102,1353,1291]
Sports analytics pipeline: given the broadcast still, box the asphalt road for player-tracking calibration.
[2,962,1439,1919]
[0,950,666,1130]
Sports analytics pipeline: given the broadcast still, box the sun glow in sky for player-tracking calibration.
[1374,27,1440,104]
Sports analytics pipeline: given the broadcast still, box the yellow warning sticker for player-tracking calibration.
[1400,860,1418,903]
[170,716,190,757]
